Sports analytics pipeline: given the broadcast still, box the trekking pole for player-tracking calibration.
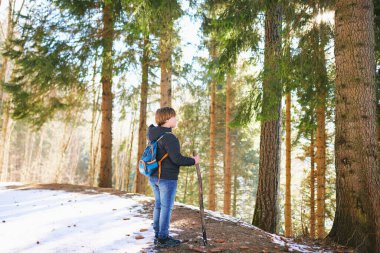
[193,150,208,246]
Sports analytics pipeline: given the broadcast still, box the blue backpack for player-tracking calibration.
[138,133,170,179]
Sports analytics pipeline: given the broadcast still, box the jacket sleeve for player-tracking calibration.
[163,134,195,166]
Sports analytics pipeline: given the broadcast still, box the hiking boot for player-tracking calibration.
[156,236,181,248]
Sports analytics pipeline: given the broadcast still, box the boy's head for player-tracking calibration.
[155,107,177,127]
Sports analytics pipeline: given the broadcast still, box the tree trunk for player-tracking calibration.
[98,1,114,188]
[0,0,14,180]
[285,92,292,237]
[315,103,326,239]
[0,0,14,113]
[232,163,238,217]
[70,134,81,184]
[88,50,99,186]
[1,112,13,182]
[126,117,136,192]
[21,127,31,182]
[159,23,173,107]
[315,21,328,239]
[252,1,282,234]
[93,131,101,186]
[134,36,149,194]
[208,40,217,211]
[183,168,190,203]
[310,129,316,239]
[224,75,232,215]
[34,128,44,182]
[0,100,10,181]
[328,1,380,252]
[55,119,74,183]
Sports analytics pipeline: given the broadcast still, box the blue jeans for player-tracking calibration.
[149,176,178,239]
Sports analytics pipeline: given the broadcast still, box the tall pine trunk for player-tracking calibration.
[126,117,136,192]
[208,41,217,211]
[328,0,380,251]
[252,1,282,233]
[99,1,114,188]
[224,75,232,215]
[159,24,172,107]
[0,0,14,180]
[88,50,99,186]
[0,101,11,181]
[315,103,326,239]
[232,162,238,217]
[285,92,292,237]
[134,36,149,193]
[310,129,316,239]
[315,23,327,239]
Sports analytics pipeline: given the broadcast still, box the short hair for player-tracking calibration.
[155,107,176,126]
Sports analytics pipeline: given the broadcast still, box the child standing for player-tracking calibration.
[148,107,200,248]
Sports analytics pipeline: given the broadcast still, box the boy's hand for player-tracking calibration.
[193,155,200,165]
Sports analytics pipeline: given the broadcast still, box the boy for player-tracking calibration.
[148,107,200,248]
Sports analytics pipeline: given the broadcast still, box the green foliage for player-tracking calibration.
[3,1,93,128]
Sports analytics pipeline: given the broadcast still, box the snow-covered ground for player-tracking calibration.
[0,183,155,253]
[1,183,330,253]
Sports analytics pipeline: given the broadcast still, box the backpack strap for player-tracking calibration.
[156,132,171,185]
[157,153,169,185]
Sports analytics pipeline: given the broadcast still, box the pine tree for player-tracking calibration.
[285,92,292,237]
[208,39,217,211]
[134,36,149,194]
[252,1,283,233]
[328,0,380,251]
[223,74,232,215]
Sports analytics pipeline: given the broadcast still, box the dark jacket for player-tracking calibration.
[147,124,195,180]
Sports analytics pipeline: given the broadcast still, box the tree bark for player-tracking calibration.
[285,92,292,237]
[310,129,316,239]
[88,50,99,186]
[208,40,217,211]
[224,75,232,215]
[316,103,326,239]
[0,0,14,180]
[126,116,136,192]
[0,100,10,181]
[232,162,238,217]
[98,1,114,188]
[134,36,149,194]
[328,1,380,251]
[159,23,173,107]
[252,1,282,234]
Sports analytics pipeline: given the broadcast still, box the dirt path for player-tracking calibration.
[6,183,354,253]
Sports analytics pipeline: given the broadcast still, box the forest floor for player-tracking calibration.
[1,183,355,253]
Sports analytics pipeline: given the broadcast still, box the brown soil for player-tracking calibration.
[5,183,355,253]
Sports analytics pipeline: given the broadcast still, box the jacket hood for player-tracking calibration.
[147,124,172,141]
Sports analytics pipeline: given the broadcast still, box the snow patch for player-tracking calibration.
[0,185,155,253]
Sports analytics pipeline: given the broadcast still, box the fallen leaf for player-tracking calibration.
[123,218,130,220]
[135,235,144,240]
[191,248,207,253]
[36,241,40,244]
[240,246,250,250]
[214,239,225,243]
[139,228,148,232]
[210,248,223,252]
